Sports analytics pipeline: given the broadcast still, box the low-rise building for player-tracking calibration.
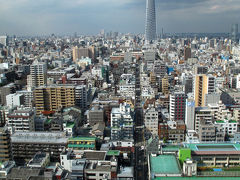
[11,132,68,164]
[67,137,96,150]
[149,154,182,179]
[215,119,238,137]
[88,106,104,126]
[7,107,35,132]
[27,152,50,168]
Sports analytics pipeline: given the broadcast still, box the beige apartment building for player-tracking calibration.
[194,74,215,107]
[34,85,76,114]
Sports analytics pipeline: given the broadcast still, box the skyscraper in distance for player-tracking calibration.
[145,0,156,43]
[231,23,239,43]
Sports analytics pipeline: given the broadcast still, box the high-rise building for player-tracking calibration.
[183,76,193,94]
[193,74,215,107]
[34,85,88,115]
[145,0,156,43]
[27,60,47,89]
[209,39,215,48]
[0,83,18,105]
[184,47,191,61]
[0,36,8,47]
[0,126,11,162]
[72,46,95,62]
[185,98,195,130]
[162,76,169,95]
[16,90,34,108]
[231,23,239,43]
[170,92,187,121]
[111,103,134,141]
[6,94,24,107]
[75,85,87,110]
[193,65,208,75]
[34,85,76,114]
[144,106,158,136]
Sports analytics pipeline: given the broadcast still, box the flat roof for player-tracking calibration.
[68,144,95,148]
[11,132,68,144]
[117,167,134,178]
[153,177,240,180]
[68,137,96,141]
[84,151,106,160]
[150,155,181,175]
[66,122,75,128]
[162,145,181,152]
[185,143,240,151]
[107,150,120,156]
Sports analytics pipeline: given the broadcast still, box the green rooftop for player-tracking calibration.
[150,155,181,175]
[184,143,240,151]
[107,150,120,156]
[66,122,75,128]
[153,177,240,180]
[68,137,96,141]
[45,119,52,124]
[162,145,181,152]
[68,144,95,148]
[216,120,224,123]
[216,120,237,123]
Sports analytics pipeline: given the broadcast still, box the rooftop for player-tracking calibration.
[68,137,96,141]
[216,120,238,123]
[162,145,181,152]
[45,118,52,124]
[68,144,95,148]
[85,151,106,160]
[11,132,68,144]
[150,155,181,175]
[117,167,134,178]
[153,177,240,180]
[184,143,240,151]
[107,150,120,156]
[28,152,49,167]
[66,122,75,128]
[7,167,41,179]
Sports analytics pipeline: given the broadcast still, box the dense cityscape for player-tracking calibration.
[0,0,240,179]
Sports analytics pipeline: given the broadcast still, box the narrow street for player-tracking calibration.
[134,61,147,180]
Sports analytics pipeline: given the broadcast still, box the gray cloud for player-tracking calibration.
[0,0,239,35]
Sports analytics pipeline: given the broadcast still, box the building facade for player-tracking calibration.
[145,0,156,43]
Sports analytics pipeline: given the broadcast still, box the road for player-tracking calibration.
[134,61,148,180]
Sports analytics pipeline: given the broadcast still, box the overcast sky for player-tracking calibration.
[0,0,239,36]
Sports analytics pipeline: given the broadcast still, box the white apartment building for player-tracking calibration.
[91,66,102,78]
[75,85,88,110]
[111,103,134,141]
[195,107,214,132]
[215,119,238,136]
[119,74,135,98]
[237,74,240,89]
[7,107,35,132]
[27,60,47,89]
[144,106,158,136]
[6,94,24,107]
